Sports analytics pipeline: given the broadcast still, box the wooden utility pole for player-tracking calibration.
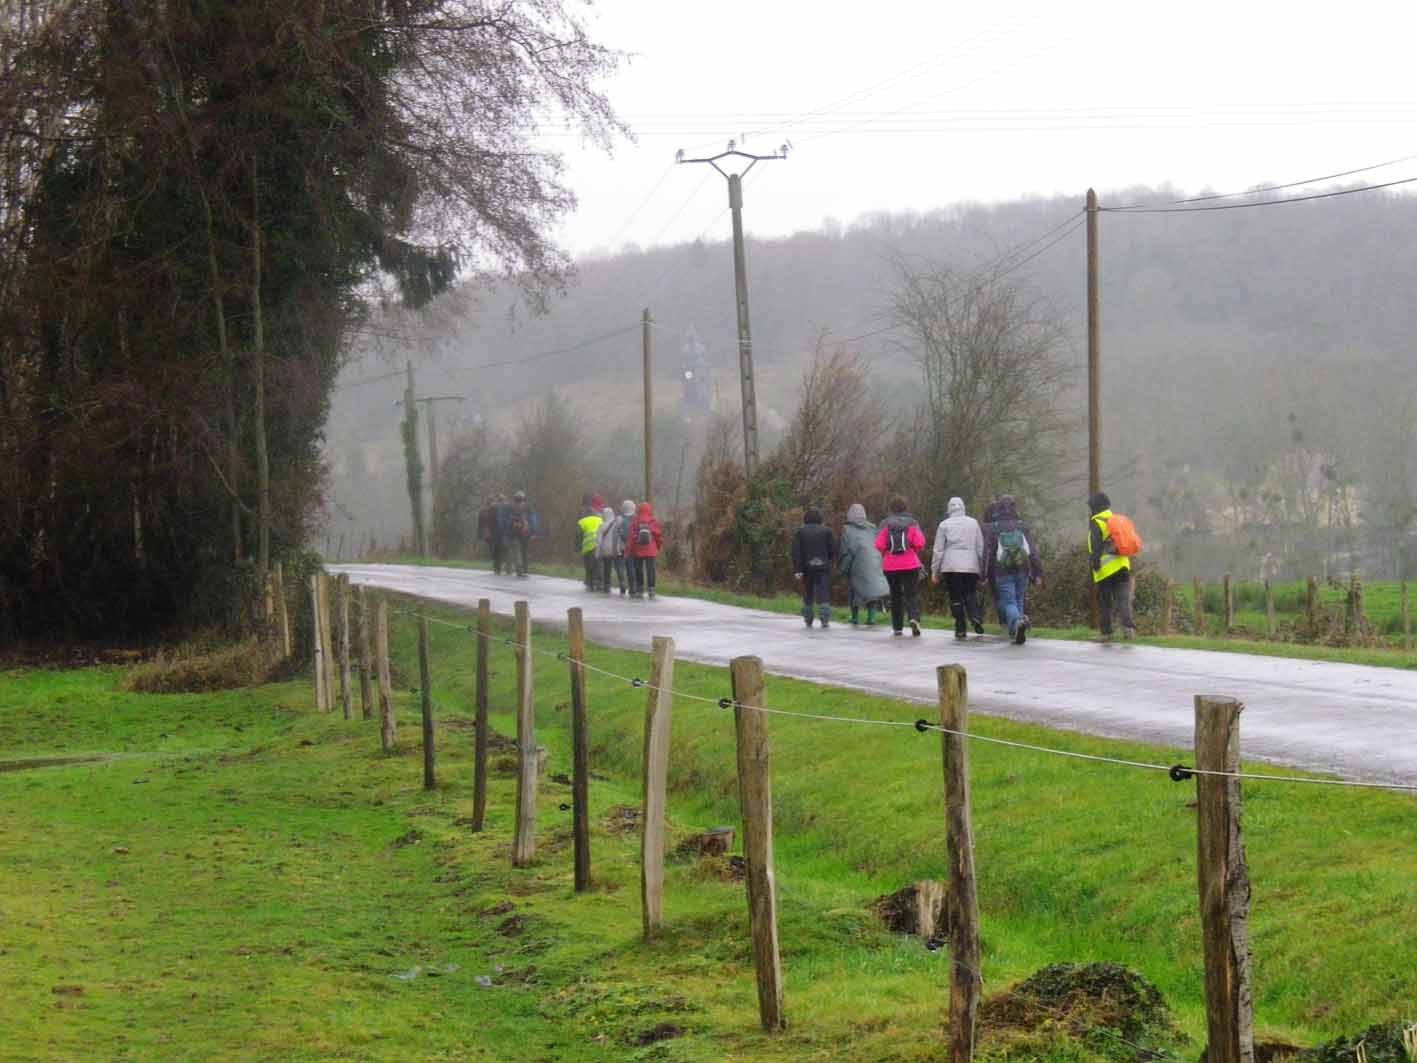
[274,564,292,658]
[417,616,436,789]
[938,665,981,1063]
[512,600,537,867]
[1194,695,1254,1063]
[730,656,785,1033]
[1193,578,1205,635]
[1305,576,1318,631]
[1161,579,1175,635]
[401,361,426,557]
[1223,573,1235,634]
[642,307,654,503]
[1264,580,1276,639]
[310,574,328,711]
[1403,580,1412,652]
[472,598,491,832]
[641,636,676,939]
[567,608,592,891]
[375,598,395,752]
[1086,188,1101,500]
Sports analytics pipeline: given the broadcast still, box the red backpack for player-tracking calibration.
[1106,513,1143,557]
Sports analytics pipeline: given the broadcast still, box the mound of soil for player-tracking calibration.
[980,963,1183,1061]
[1293,1023,1416,1063]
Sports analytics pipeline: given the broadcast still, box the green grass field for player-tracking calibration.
[3,602,1414,1061]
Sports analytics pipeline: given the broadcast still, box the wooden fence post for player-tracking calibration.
[730,655,785,1033]
[1193,578,1205,635]
[357,585,374,720]
[938,665,981,1063]
[512,600,537,868]
[310,574,328,711]
[336,574,353,720]
[1161,579,1174,635]
[641,636,676,939]
[417,615,436,790]
[1194,695,1255,1063]
[1223,573,1234,633]
[1264,580,1276,638]
[317,572,336,709]
[375,597,395,752]
[568,607,592,892]
[1305,576,1318,632]
[472,598,490,832]
[274,564,292,658]
[1403,581,1412,653]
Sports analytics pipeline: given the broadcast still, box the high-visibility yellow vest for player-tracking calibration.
[578,514,603,554]
[1091,509,1131,583]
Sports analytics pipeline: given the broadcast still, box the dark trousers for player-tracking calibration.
[512,538,529,576]
[944,572,982,633]
[601,556,625,592]
[581,553,598,589]
[489,538,505,574]
[1098,569,1134,634]
[800,569,831,620]
[886,569,921,632]
[631,557,657,595]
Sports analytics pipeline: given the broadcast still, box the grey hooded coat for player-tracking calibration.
[931,497,985,577]
[838,504,890,604]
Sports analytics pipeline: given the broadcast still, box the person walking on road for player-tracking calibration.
[616,500,639,596]
[875,496,927,637]
[508,491,537,578]
[480,494,507,574]
[931,496,986,640]
[984,494,1043,644]
[627,501,663,599]
[839,503,889,625]
[594,505,624,595]
[576,502,604,591]
[792,507,837,628]
[1088,491,1136,641]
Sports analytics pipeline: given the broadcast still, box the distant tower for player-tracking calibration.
[680,325,710,414]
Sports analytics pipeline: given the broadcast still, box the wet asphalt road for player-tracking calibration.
[332,564,1417,787]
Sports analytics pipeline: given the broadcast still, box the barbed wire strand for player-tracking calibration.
[387,607,1417,793]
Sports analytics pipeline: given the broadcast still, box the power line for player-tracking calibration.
[601,165,675,250]
[1121,151,1417,208]
[992,216,1086,279]
[452,324,641,373]
[1103,175,1417,214]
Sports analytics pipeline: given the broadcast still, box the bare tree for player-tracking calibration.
[888,259,1077,520]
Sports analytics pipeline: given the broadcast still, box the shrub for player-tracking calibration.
[125,636,282,694]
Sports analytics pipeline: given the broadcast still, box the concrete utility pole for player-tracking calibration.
[676,143,789,478]
[1086,188,1101,499]
[642,307,654,504]
[1086,188,1102,628]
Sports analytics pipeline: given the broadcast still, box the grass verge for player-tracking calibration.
[2,605,1413,1061]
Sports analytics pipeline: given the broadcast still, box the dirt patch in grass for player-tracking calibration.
[979,962,1184,1061]
[0,755,111,774]
[633,1022,684,1045]
[603,805,641,834]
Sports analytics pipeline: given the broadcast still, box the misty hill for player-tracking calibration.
[329,185,1417,580]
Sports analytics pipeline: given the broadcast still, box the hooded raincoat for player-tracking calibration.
[931,497,985,577]
[839,504,890,604]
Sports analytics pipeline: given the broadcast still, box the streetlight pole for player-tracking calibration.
[676,144,789,478]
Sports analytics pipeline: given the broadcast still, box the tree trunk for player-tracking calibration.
[250,155,271,582]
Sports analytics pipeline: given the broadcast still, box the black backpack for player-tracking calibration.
[887,524,910,555]
[636,524,652,548]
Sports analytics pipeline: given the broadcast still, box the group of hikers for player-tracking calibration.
[795,490,1140,642]
[573,495,665,599]
[476,485,1141,642]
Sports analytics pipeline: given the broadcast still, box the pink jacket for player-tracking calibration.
[874,518,927,573]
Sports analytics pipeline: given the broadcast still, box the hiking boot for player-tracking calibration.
[849,608,859,626]
[1094,632,1113,643]
[1014,617,1030,645]
[647,590,656,600]
[620,587,627,596]
[892,629,904,638]
[909,619,921,637]
[819,616,831,630]
[866,608,878,626]
[803,614,814,628]
[1123,626,1137,641]
[972,619,985,635]
[954,630,968,641]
